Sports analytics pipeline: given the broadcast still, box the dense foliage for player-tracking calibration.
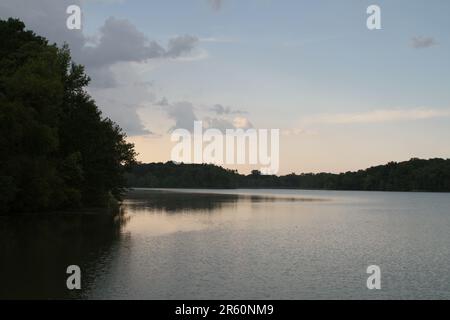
[127,158,450,192]
[0,19,136,213]
[126,162,239,188]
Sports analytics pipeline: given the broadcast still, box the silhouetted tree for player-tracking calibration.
[0,19,136,213]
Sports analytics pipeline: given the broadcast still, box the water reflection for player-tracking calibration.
[0,210,128,299]
[0,189,327,300]
[125,189,240,213]
[4,189,448,299]
[125,189,325,213]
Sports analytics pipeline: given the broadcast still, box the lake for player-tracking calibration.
[1,188,450,299]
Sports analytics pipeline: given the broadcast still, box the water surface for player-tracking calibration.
[1,189,450,299]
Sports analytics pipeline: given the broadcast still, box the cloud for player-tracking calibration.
[281,128,306,136]
[89,72,157,136]
[103,102,154,136]
[159,98,253,132]
[411,36,438,49]
[81,18,198,87]
[232,116,253,129]
[0,1,200,84]
[207,0,223,11]
[0,0,201,138]
[87,67,118,88]
[82,17,165,69]
[0,0,86,56]
[209,104,246,115]
[155,97,170,107]
[203,116,253,131]
[165,35,199,58]
[84,29,199,70]
[165,102,198,132]
[203,117,236,131]
[303,108,450,125]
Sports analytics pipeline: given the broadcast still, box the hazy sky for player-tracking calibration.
[2,0,450,174]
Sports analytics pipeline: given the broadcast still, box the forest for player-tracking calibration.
[126,158,450,192]
[0,19,136,213]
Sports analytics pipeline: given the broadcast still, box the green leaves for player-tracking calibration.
[0,18,136,213]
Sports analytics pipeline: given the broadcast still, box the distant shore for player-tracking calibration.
[125,158,450,193]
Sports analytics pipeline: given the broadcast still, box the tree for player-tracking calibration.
[0,19,136,213]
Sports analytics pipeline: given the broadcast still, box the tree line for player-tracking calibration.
[0,19,136,213]
[126,158,450,192]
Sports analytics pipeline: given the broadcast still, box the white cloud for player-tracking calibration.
[232,116,253,129]
[303,108,450,125]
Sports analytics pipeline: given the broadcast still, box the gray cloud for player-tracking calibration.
[89,79,157,136]
[203,116,253,131]
[160,98,253,133]
[165,35,199,58]
[0,0,85,57]
[81,18,197,87]
[210,104,246,115]
[0,1,199,84]
[207,0,223,11]
[166,102,198,132]
[82,17,165,69]
[411,36,438,49]
[155,97,170,107]
[87,67,118,88]
[0,0,200,137]
[83,18,198,70]
[203,117,236,131]
[102,101,153,136]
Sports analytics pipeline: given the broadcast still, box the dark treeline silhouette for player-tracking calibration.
[0,19,136,213]
[126,158,450,192]
[126,162,239,189]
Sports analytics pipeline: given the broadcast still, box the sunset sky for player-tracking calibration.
[2,0,450,174]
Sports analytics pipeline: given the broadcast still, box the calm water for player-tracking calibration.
[1,189,450,299]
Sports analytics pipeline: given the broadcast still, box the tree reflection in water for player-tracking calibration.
[0,189,323,299]
[124,189,321,213]
[0,209,128,299]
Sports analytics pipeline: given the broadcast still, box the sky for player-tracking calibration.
[1,0,450,174]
